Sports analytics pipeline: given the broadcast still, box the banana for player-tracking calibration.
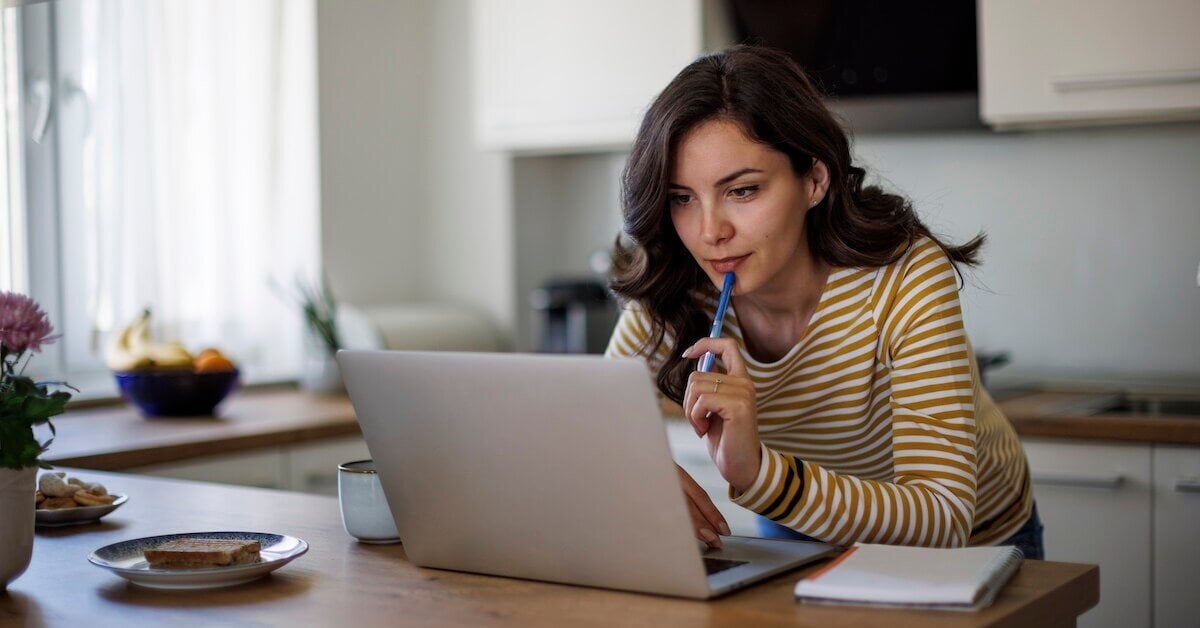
[145,340,195,369]
[104,309,195,371]
[105,309,153,371]
[125,309,151,357]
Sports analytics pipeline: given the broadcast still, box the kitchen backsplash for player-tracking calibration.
[851,122,1200,388]
[510,122,1200,388]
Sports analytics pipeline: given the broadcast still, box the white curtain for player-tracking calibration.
[0,8,24,293]
[77,0,318,376]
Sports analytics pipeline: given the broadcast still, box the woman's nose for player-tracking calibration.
[700,208,733,245]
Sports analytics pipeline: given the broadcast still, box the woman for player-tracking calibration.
[605,46,1042,559]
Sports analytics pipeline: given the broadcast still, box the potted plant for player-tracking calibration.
[0,291,71,589]
[274,275,343,394]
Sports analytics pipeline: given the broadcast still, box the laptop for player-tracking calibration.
[338,350,836,599]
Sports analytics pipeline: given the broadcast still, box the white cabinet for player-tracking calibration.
[287,436,373,496]
[979,0,1200,129]
[1023,438,1152,628]
[132,436,372,495]
[1152,445,1200,628]
[471,0,702,152]
[135,448,289,490]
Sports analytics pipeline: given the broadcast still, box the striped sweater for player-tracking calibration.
[605,238,1032,547]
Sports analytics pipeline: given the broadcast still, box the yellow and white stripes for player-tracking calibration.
[606,237,1032,547]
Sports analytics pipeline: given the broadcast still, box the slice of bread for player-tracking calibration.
[144,538,262,568]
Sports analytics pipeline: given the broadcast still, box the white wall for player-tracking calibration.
[316,0,429,306]
[316,0,516,339]
[422,0,515,338]
[851,123,1200,387]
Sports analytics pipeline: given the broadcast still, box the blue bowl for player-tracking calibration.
[114,369,240,417]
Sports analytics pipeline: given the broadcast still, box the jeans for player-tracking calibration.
[756,501,1045,560]
[1000,502,1045,560]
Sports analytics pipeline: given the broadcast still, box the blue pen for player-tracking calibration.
[698,272,735,373]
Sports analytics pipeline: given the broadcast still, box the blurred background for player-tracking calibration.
[1,0,1198,395]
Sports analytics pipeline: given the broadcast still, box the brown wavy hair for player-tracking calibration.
[609,45,984,404]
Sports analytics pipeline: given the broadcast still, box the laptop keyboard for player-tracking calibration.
[703,557,749,575]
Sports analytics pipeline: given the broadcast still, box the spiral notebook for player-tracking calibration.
[793,543,1024,611]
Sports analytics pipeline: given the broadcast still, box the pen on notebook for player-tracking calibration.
[698,272,735,373]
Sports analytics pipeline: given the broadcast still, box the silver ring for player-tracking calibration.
[712,379,722,394]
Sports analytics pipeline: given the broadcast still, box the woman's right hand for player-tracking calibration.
[676,463,730,549]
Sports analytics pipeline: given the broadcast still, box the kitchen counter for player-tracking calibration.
[46,388,360,470]
[45,387,1200,475]
[999,391,1200,445]
[668,389,1200,446]
[2,470,1099,627]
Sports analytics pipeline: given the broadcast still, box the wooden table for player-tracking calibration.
[3,470,1098,627]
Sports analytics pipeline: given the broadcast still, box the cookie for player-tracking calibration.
[41,496,78,510]
[73,491,115,507]
[38,473,80,498]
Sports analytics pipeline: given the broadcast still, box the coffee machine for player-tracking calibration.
[530,279,618,354]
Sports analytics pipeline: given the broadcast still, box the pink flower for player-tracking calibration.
[0,291,57,354]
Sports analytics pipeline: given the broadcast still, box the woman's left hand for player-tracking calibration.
[681,338,762,494]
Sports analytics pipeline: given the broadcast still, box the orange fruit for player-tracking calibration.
[196,347,222,360]
[195,353,236,373]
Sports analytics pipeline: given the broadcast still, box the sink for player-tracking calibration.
[986,386,1043,403]
[1103,396,1200,416]
[1049,393,1200,418]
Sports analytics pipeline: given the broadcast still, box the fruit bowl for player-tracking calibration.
[114,369,240,417]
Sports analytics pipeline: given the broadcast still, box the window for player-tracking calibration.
[0,5,28,294]
[4,0,320,396]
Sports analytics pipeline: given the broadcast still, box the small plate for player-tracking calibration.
[36,494,128,527]
[88,531,308,590]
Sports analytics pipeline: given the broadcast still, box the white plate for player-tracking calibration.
[88,531,308,590]
[36,494,128,527]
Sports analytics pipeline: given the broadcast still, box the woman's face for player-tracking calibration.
[668,118,828,297]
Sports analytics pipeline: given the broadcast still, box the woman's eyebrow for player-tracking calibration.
[714,167,763,186]
[669,167,764,190]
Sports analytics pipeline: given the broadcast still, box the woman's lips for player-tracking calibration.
[709,254,749,274]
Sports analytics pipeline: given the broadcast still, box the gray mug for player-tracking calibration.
[337,460,401,544]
